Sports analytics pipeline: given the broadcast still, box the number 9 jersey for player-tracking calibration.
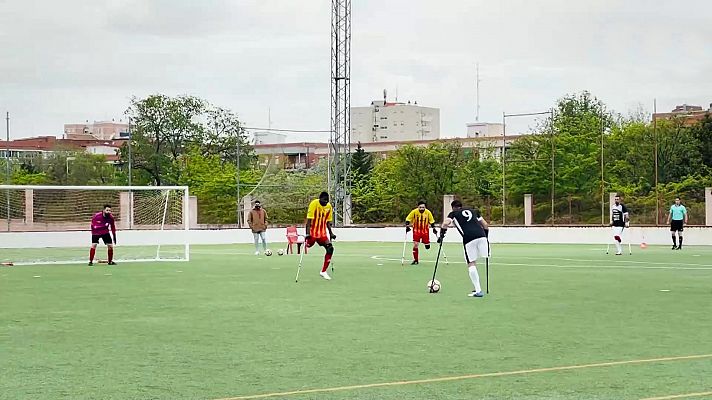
[448,208,487,244]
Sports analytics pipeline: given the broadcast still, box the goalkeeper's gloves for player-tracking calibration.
[405,226,411,233]
[625,221,630,228]
[330,232,337,240]
[432,226,438,235]
[437,228,447,243]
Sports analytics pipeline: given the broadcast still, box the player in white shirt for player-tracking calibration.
[609,195,630,255]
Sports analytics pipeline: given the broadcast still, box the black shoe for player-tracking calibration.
[88,262,93,266]
[672,245,677,250]
[410,260,419,265]
[107,261,117,266]
[677,246,682,250]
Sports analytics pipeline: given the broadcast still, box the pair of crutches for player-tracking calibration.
[400,230,448,266]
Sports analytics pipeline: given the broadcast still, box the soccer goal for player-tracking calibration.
[0,185,190,265]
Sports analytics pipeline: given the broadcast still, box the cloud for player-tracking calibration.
[0,0,710,140]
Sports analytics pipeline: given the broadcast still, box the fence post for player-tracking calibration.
[119,191,130,229]
[189,195,198,229]
[443,194,454,219]
[706,187,712,226]
[524,194,532,226]
[24,189,33,224]
[242,195,252,228]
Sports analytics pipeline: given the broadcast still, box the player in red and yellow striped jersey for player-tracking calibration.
[305,191,337,280]
[405,200,438,265]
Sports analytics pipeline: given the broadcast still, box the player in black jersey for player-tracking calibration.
[609,194,630,255]
[438,200,489,298]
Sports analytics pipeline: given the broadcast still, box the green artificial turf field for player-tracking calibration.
[2,242,712,400]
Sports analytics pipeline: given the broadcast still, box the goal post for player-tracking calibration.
[0,185,190,265]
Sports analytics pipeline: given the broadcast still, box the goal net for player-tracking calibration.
[0,185,190,265]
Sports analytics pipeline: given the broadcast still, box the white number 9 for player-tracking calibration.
[463,210,473,221]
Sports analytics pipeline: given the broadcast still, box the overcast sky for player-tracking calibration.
[1,0,710,141]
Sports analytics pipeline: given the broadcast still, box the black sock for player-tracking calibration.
[679,236,683,247]
[672,236,677,246]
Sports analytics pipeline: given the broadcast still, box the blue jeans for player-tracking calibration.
[253,231,267,252]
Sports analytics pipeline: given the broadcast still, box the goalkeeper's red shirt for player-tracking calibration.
[91,212,116,236]
[406,208,435,235]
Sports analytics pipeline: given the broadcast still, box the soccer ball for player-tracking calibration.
[264,249,273,256]
[277,249,284,256]
[427,279,441,293]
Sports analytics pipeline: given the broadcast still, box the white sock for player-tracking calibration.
[468,265,482,293]
[615,242,622,253]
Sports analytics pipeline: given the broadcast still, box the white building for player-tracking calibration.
[253,131,287,145]
[350,100,440,143]
[465,122,504,138]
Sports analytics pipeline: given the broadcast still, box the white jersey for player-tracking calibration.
[610,204,629,227]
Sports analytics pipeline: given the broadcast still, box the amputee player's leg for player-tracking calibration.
[612,226,623,255]
[465,239,485,297]
[319,238,333,280]
[411,232,420,265]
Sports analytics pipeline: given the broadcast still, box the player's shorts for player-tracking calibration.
[611,226,626,237]
[306,236,329,248]
[464,237,489,263]
[413,231,430,245]
[670,220,684,232]
[92,233,113,245]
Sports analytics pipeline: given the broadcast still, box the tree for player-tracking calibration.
[690,114,712,170]
[204,106,255,168]
[121,94,255,186]
[122,94,206,185]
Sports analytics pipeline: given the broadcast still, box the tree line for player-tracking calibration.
[6,91,711,226]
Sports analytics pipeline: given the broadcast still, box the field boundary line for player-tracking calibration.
[370,256,712,271]
[639,391,712,400]
[214,353,712,400]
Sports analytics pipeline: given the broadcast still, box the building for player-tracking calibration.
[350,100,440,143]
[252,135,516,171]
[64,120,129,141]
[653,103,711,126]
[253,131,287,145]
[465,122,504,138]
[0,136,125,163]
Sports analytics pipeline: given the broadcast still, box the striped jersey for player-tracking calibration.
[406,208,435,234]
[307,199,333,238]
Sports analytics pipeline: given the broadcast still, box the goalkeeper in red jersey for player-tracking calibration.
[305,192,337,280]
[89,205,117,266]
[405,200,437,265]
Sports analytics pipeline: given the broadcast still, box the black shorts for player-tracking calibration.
[670,220,684,232]
[92,233,113,245]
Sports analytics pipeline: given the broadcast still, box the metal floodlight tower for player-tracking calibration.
[330,0,352,226]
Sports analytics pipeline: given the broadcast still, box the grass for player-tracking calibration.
[1,242,712,400]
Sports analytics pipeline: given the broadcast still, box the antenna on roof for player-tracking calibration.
[476,63,481,122]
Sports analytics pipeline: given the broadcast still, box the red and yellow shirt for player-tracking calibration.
[307,199,333,238]
[406,209,435,234]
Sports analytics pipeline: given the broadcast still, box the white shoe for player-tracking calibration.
[615,252,622,256]
[254,251,260,256]
[319,271,332,280]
